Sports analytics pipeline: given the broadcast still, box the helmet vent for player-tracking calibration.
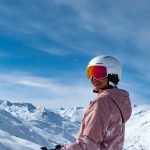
[104,56,111,58]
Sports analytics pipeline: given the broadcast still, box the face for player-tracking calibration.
[91,76,108,92]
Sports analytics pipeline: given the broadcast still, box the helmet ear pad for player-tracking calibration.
[108,74,119,85]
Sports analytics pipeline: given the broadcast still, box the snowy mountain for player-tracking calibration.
[0,100,80,150]
[59,107,86,124]
[0,100,150,150]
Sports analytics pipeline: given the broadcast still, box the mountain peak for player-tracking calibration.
[13,102,36,111]
[0,100,36,111]
[0,100,12,107]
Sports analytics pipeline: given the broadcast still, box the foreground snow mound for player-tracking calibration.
[0,129,41,150]
[124,105,150,150]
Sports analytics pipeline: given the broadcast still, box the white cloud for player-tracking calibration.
[55,0,150,54]
[0,72,94,108]
[0,70,148,107]
[1,0,150,57]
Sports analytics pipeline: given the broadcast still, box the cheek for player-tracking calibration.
[98,81,103,84]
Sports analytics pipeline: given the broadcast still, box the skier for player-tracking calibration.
[60,55,132,150]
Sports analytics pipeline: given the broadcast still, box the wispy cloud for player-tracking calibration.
[1,0,150,57]
[0,70,149,108]
[0,72,94,107]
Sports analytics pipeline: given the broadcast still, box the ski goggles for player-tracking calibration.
[87,66,107,80]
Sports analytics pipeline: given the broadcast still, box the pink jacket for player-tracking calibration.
[61,88,132,150]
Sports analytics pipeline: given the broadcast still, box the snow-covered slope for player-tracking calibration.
[124,105,150,150]
[0,129,41,150]
[0,100,150,150]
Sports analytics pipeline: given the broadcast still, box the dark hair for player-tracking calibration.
[108,74,119,85]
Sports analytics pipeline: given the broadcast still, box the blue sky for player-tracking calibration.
[0,0,150,107]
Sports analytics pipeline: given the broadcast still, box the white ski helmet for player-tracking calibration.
[87,55,121,85]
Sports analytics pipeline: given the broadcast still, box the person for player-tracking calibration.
[60,55,132,150]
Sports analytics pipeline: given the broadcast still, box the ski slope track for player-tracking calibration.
[0,100,150,150]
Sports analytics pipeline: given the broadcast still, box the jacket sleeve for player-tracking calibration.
[82,97,111,143]
[60,136,100,150]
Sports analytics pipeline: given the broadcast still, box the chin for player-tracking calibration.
[94,87,100,91]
